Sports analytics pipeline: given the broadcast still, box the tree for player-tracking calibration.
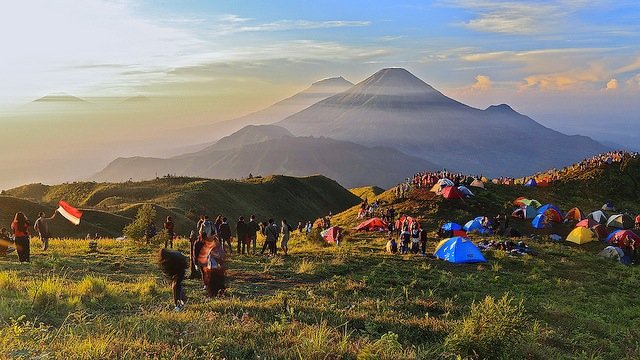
[123,204,156,242]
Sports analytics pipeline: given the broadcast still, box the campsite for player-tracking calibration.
[2,152,640,359]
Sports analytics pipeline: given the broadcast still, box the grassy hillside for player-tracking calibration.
[4,175,361,237]
[1,234,639,359]
[349,186,385,202]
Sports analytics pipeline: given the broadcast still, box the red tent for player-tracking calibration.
[591,224,608,240]
[322,226,343,243]
[609,230,640,246]
[354,218,387,231]
[442,186,464,199]
[576,219,598,228]
[452,230,467,237]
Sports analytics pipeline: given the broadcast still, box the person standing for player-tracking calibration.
[34,211,56,251]
[219,217,232,254]
[164,216,175,248]
[236,216,248,255]
[247,215,260,255]
[144,220,157,245]
[420,225,429,256]
[281,219,291,256]
[264,218,279,255]
[11,212,31,263]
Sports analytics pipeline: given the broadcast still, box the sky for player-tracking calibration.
[0,0,639,188]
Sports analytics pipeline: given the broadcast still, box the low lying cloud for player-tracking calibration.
[472,75,492,90]
[606,79,618,90]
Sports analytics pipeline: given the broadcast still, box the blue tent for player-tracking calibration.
[441,222,462,231]
[464,219,483,232]
[537,204,562,216]
[524,178,537,187]
[532,214,550,229]
[434,237,486,263]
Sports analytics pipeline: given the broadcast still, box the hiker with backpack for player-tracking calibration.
[281,219,291,256]
[262,218,278,255]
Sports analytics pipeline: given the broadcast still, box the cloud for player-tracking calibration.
[471,75,492,90]
[213,18,371,35]
[605,79,618,90]
[447,0,573,35]
[626,74,640,89]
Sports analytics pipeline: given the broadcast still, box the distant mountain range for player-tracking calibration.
[277,68,608,177]
[92,124,437,188]
[92,67,609,187]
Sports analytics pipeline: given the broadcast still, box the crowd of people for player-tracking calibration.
[409,170,484,189]
[0,211,58,262]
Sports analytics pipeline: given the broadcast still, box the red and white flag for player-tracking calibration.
[57,200,83,225]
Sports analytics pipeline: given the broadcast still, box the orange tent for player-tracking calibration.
[565,207,585,222]
[354,218,387,231]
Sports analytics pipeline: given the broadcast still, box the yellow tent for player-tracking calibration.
[566,227,596,244]
[430,183,443,194]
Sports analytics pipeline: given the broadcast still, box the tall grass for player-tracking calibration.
[28,276,66,312]
[0,271,19,291]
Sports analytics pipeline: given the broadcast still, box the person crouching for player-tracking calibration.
[158,248,187,311]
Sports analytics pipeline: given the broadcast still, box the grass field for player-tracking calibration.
[1,230,639,359]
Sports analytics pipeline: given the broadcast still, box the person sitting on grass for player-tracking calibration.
[386,236,398,254]
[158,248,187,312]
[0,227,14,257]
[400,230,410,255]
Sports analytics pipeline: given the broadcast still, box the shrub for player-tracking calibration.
[444,293,529,359]
[122,204,156,242]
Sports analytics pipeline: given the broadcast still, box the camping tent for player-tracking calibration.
[514,197,542,208]
[601,202,615,212]
[463,218,490,234]
[598,246,623,260]
[441,222,462,231]
[354,218,387,231]
[438,178,455,187]
[537,204,562,216]
[566,227,596,244]
[565,207,585,222]
[591,224,608,240]
[537,204,563,223]
[608,230,640,246]
[457,186,474,197]
[469,179,485,189]
[442,186,464,199]
[524,178,537,187]
[430,183,445,194]
[321,226,343,244]
[512,206,537,220]
[532,214,550,229]
[587,210,608,225]
[606,214,635,229]
[605,229,623,243]
[576,219,598,228]
[434,237,486,263]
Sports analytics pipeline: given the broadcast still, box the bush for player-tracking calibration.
[444,293,529,359]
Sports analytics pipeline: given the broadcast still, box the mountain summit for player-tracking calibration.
[277,68,607,177]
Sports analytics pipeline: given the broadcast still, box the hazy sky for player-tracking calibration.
[0,0,639,188]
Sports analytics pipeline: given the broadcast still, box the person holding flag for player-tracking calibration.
[34,211,57,251]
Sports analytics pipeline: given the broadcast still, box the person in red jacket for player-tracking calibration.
[11,212,31,262]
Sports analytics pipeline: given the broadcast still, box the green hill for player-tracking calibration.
[333,156,640,234]
[4,175,361,237]
[349,186,385,202]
